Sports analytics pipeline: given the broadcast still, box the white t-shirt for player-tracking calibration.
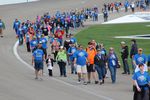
[47,59,53,70]
[134,64,148,73]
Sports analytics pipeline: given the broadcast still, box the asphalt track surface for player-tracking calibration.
[0,0,133,100]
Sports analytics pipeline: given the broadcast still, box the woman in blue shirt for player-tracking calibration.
[107,47,118,84]
[132,63,150,100]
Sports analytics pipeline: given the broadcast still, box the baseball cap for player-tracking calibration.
[60,46,63,49]
[138,48,143,51]
[121,41,125,45]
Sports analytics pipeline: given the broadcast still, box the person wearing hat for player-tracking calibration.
[0,18,5,38]
[94,48,107,85]
[132,63,150,100]
[120,41,130,74]
[73,45,88,85]
[107,47,118,84]
[130,39,138,74]
[133,48,148,73]
[56,46,67,77]
[86,42,98,84]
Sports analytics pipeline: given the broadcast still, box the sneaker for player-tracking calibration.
[64,75,67,77]
[122,72,127,74]
[83,82,87,85]
[77,80,81,84]
[87,81,91,84]
[95,81,99,84]
[35,77,38,80]
[100,82,103,85]
[102,79,105,84]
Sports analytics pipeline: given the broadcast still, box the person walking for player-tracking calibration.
[94,48,107,85]
[130,39,138,74]
[107,47,118,84]
[0,19,5,38]
[32,44,45,80]
[46,54,55,77]
[39,34,48,59]
[74,45,88,85]
[132,63,150,100]
[103,10,108,22]
[13,19,21,37]
[86,42,98,84]
[56,46,67,77]
[133,48,148,73]
[68,43,77,74]
[120,41,130,75]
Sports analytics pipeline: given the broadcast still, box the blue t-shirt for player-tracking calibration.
[13,21,20,30]
[108,53,118,67]
[17,28,23,36]
[74,50,88,66]
[132,71,150,86]
[134,54,147,65]
[22,25,28,34]
[70,37,77,44]
[68,47,77,61]
[33,49,44,61]
[30,40,38,49]
[39,37,47,49]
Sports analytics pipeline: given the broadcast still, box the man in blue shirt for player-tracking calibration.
[124,0,129,12]
[30,36,38,52]
[32,44,44,80]
[74,45,88,85]
[133,48,148,72]
[13,19,21,36]
[39,35,48,59]
[68,43,77,74]
[17,26,23,45]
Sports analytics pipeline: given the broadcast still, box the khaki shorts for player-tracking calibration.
[76,65,87,74]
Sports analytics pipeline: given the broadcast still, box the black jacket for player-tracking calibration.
[94,54,106,67]
[130,43,138,58]
[121,46,129,59]
[46,58,55,67]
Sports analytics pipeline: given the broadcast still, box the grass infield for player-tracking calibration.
[75,22,150,71]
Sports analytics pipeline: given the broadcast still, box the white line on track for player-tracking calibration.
[13,40,113,100]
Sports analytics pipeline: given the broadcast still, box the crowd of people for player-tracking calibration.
[0,0,149,100]
[102,0,150,22]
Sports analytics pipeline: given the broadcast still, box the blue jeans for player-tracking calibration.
[18,34,23,45]
[131,58,136,74]
[109,66,116,83]
[122,58,130,73]
[70,61,76,74]
[95,65,105,81]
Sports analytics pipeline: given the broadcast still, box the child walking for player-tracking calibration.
[46,54,55,76]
